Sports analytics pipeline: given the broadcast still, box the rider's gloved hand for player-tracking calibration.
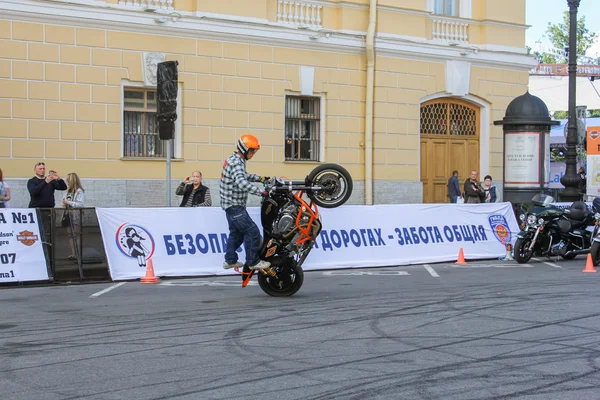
[259,176,270,183]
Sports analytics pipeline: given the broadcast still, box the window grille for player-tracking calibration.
[420,100,477,137]
[123,88,174,158]
[285,96,320,161]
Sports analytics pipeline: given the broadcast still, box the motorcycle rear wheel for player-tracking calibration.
[591,242,600,266]
[258,262,304,297]
[514,237,533,263]
[306,163,353,208]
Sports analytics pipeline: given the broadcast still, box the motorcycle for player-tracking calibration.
[586,198,600,266]
[237,163,353,297]
[514,193,600,263]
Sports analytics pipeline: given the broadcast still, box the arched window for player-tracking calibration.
[420,98,479,137]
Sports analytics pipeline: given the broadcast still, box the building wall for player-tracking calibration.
[0,0,535,208]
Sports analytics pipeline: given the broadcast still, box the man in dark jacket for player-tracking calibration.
[176,171,212,207]
[27,162,67,269]
[27,162,67,208]
[447,170,461,203]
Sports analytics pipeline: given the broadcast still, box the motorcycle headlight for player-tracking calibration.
[538,218,545,225]
[519,213,526,222]
[527,215,537,226]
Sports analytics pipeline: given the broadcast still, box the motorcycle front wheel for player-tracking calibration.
[514,237,534,263]
[258,262,304,297]
[306,163,353,208]
[591,242,600,266]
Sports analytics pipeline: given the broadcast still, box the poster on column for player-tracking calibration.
[0,209,49,283]
[505,132,540,187]
[586,126,600,198]
[96,203,520,281]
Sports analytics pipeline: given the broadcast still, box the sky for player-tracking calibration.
[526,0,600,58]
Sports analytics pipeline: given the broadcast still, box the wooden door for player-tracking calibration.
[420,99,480,203]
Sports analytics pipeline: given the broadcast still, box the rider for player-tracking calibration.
[220,134,271,271]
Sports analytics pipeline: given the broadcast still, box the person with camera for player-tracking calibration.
[176,170,212,207]
[27,162,67,208]
[27,162,67,267]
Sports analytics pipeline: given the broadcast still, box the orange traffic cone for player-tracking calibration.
[583,254,597,273]
[455,248,467,265]
[140,258,160,283]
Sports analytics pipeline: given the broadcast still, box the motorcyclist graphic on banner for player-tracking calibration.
[116,224,155,268]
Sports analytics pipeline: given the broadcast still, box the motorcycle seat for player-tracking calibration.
[568,201,588,222]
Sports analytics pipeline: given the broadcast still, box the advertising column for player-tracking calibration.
[0,209,49,283]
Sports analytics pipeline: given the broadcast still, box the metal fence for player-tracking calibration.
[37,207,110,283]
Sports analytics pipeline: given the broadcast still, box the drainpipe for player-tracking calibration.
[364,0,377,205]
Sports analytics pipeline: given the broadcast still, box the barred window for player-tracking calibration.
[420,99,478,137]
[285,96,320,162]
[123,88,174,158]
[434,0,458,16]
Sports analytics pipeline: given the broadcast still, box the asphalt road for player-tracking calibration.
[2,257,600,400]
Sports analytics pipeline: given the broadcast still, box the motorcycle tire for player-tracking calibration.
[306,163,353,208]
[258,264,304,297]
[514,237,533,264]
[591,241,600,266]
[560,253,577,260]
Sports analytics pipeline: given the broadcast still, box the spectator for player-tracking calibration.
[0,168,10,208]
[579,167,586,195]
[447,170,461,203]
[464,170,485,203]
[62,173,85,261]
[482,175,497,203]
[27,162,67,266]
[27,162,67,208]
[176,170,212,207]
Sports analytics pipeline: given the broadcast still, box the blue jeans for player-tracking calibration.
[225,206,261,267]
[449,196,458,203]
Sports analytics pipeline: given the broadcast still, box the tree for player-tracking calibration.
[544,10,598,63]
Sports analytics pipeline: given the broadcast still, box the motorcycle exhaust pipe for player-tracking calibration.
[563,249,590,257]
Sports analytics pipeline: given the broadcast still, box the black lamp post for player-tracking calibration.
[559,0,582,202]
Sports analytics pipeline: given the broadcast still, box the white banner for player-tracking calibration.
[97,203,520,281]
[0,208,49,283]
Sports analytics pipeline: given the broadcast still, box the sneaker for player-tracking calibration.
[249,260,271,270]
[222,261,243,270]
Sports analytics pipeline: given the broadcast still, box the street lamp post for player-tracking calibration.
[559,0,582,202]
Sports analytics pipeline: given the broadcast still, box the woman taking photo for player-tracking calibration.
[0,168,10,208]
[62,173,85,260]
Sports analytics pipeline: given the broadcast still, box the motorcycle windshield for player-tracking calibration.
[532,193,555,206]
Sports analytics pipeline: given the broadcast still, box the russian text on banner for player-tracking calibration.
[96,203,520,281]
[0,209,49,283]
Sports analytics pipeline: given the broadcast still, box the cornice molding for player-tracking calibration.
[0,0,536,71]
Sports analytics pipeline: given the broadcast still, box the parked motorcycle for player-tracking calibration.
[238,163,353,297]
[514,194,600,263]
[586,198,600,266]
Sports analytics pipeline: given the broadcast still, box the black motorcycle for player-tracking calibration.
[514,194,600,263]
[238,163,353,297]
[586,198,600,266]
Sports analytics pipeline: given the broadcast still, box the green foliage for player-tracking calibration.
[544,10,598,63]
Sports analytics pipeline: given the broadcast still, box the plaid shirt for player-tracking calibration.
[219,152,262,210]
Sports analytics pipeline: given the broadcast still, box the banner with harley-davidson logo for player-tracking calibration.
[97,202,520,281]
[0,208,49,283]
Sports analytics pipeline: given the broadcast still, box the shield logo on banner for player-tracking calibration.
[16,230,39,246]
[488,215,511,244]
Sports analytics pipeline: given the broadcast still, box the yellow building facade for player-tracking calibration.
[0,0,535,207]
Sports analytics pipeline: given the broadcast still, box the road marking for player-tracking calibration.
[423,264,440,277]
[322,270,409,276]
[533,257,562,268]
[89,282,127,298]
[161,280,257,287]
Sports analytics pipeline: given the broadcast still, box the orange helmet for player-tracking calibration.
[237,134,260,158]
